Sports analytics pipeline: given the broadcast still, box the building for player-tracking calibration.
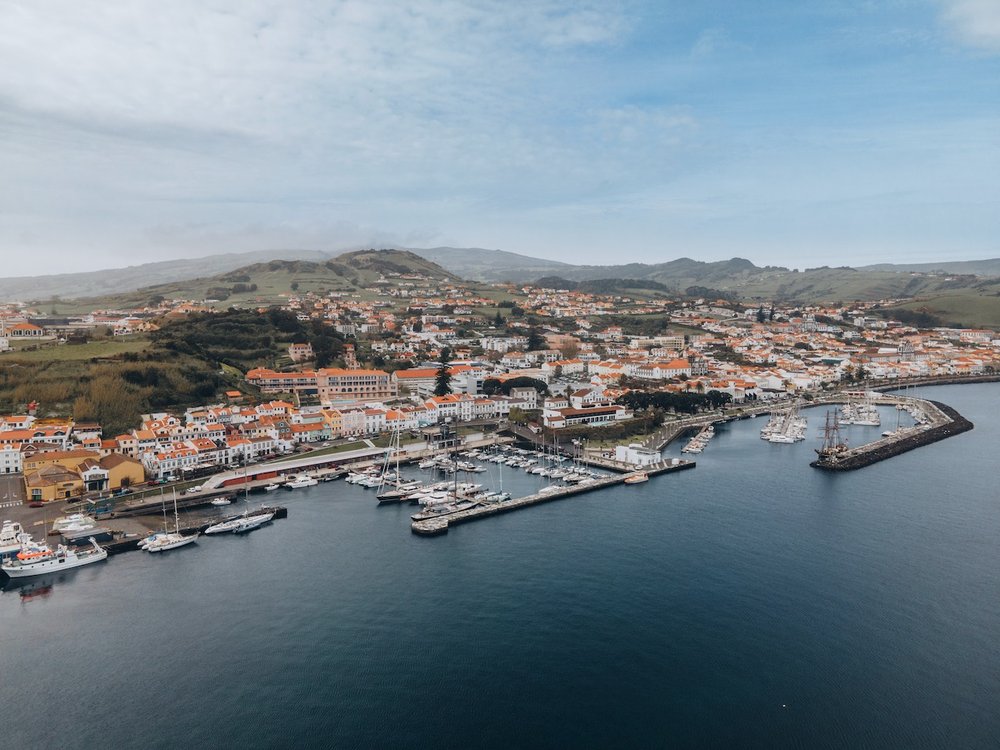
[317,368,396,402]
[288,342,314,362]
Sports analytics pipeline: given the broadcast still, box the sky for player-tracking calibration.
[1,0,999,276]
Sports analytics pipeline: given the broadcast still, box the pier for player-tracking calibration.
[410,459,694,537]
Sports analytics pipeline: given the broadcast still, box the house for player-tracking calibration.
[288,342,315,362]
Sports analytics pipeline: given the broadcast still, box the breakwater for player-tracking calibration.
[810,400,973,471]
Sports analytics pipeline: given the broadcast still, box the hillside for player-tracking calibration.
[0,308,342,434]
[43,249,459,313]
[860,258,1000,276]
[411,247,574,282]
[0,248,328,301]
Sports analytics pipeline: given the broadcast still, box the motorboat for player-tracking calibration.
[264,483,281,492]
[2,537,107,579]
[624,472,649,485]
[285,474,319,489]
[51,513,96,534]
[210,497,232,506]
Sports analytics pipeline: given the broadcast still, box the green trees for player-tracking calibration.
[526,328,545,351]
[434,347,453,396]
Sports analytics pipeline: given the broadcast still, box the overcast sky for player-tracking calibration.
[2,0,999,276]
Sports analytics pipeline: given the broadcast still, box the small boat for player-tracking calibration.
[285,475,319,489]
[624,472,649,485]
[210,497,232,506]
[1,537,107,579]
[264,483,281,492]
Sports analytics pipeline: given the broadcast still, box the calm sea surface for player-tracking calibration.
[2,384,999,749]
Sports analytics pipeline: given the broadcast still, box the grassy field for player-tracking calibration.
[3,336,152,362]
[887,293,1000,328]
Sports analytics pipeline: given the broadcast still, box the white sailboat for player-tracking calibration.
[144,489,198,552]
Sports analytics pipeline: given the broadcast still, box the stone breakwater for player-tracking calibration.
[810,400,973,471]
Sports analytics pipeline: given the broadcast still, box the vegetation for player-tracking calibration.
[482,376,548,396]
[617,389,733,414]
[434,347,453,396]
[151,308,343,370]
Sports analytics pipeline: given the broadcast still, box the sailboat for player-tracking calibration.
[205,468,273,535]
[143,489,199,552]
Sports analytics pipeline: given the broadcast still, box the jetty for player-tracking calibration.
[411,459,693,537]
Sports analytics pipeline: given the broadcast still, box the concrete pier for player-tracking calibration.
[411,459,694,537]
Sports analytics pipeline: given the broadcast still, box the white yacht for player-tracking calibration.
[51,513,96,534]
[1,521,31,559]
[285,474,319,489]
[145,532,199,552]
[205,510,274,535]
[2,538,107,579]
[144,490,198,553]
[232,511,274,534]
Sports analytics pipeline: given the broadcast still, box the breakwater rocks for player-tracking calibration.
[811,401,973,471]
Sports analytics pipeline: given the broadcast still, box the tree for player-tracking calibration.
[290,281,299,291]
[494,311,503,327]
[756,306,766,324]
[433,347,453,396]
[526,328,545,351]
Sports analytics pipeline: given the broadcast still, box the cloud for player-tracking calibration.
[940,0,1000,51]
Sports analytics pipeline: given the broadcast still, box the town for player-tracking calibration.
[1,257,997,509]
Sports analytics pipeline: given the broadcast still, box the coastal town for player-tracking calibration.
[1,264,998,497]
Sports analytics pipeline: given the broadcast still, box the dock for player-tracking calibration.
[410,459,694,537]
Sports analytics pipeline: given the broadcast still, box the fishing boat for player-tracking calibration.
[1,538,107,579]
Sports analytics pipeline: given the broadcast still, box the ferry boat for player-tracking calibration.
[1,538,107,579]
[624,472,649,485]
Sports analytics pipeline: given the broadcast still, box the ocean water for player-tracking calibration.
[2,384,999,749]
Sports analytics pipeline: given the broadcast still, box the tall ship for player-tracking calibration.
[1,538,108,579]
[813,410,850,467]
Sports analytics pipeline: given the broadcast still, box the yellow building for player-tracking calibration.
[24,451,145,503]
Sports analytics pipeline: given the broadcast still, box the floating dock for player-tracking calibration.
[411,459,693,537]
